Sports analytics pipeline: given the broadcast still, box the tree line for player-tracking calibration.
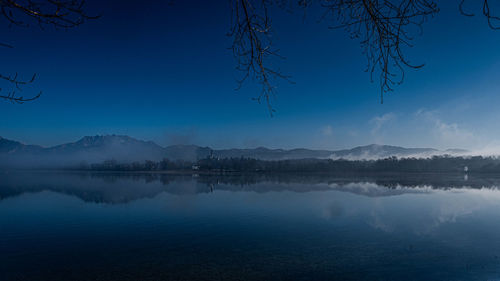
[80,155,500,173]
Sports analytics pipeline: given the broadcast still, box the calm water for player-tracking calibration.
[2,172,500,280]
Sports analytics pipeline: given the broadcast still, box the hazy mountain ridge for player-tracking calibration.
[0,137,44,154]
[328,144,441,160]
[213,147,333,160]
[0,135,468,168]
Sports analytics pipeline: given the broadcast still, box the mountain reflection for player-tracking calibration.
[1,171,499,204]
[3,172,500,280]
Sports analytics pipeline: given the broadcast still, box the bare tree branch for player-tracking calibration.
[322,0,438,103]
[460,0,500,30]
[229,0,440,109]
[229,0,294,116]
[0,0,98,28]
[0,0,97,103]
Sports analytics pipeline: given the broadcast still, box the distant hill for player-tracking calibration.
[213,147,333,160]
[0,137,44,154]
[163,144,212,162]
[328,144,440,160]
[46,135,166,163]
[0,135,166,168]
[0,135,469,168]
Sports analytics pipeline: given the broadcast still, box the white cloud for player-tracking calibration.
[370,113,396,135]
[462,142,500,157]
[415,109,477,149]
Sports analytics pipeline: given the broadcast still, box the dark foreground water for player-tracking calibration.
[2,172,500,280]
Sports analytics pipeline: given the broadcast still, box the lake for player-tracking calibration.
[2,171,500,280]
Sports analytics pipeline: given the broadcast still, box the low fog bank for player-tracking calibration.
[4,135,500,170]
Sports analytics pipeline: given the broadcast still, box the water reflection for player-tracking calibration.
[1,171,500,203]
[1,171,500,280]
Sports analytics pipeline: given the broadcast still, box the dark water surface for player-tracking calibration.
[2,171,500,280]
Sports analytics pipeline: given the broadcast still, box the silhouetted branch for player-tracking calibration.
[0,0,97,103]
[229,0,294,116]
[460,0,500,29]
[0,73,41,103]
[0,0,99,28]
[229,0,440,107]
[322,0,438,103]
[0,89,41,103]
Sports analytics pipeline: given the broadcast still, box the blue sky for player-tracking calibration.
[1,1,500,150]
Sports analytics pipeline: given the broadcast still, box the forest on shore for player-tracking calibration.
[75,156,500,174]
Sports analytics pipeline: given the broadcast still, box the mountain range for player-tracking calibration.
[0,135,469,168]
